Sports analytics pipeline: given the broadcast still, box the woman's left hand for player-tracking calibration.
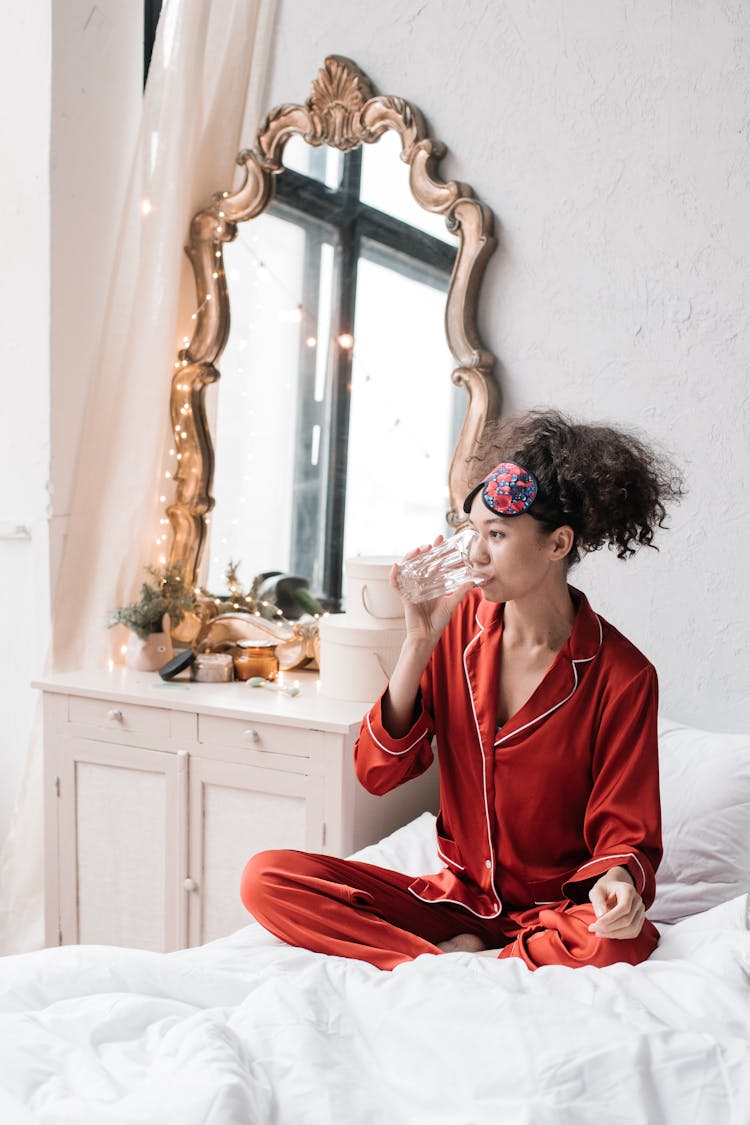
[587,866,646,940]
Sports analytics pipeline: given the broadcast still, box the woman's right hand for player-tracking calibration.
[390,536,474,649]
[382,537,473,739]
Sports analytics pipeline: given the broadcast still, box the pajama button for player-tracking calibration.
[485,859,492,869]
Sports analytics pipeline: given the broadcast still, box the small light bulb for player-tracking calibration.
[165,471,172,478]
[120,644,128,655]
[141,199,152,215]
[306,335,317,348]
[160,495,166,502]
[338,332,354,350]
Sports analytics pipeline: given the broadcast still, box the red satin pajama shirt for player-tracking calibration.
[241,587,662,970]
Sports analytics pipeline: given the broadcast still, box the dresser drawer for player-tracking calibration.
[197,714,321,758]
[67,697,171,739]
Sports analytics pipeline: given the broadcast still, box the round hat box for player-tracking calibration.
[345,556,404,624]
[318,613,405,703]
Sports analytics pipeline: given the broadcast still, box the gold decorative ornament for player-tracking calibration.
[167,55,499,586]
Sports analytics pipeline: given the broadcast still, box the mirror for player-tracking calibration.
[166,56,499,607]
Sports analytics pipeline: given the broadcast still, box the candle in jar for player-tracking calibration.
[234,640,279,682]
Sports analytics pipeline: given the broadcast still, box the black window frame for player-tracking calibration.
[144,0,163,89]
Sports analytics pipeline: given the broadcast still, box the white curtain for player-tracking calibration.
[0,0,278,955]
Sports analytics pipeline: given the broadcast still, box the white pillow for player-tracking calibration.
[348,811,441,876]
[649,716,750,923]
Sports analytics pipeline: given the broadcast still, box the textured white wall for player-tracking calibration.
[264,0,750,730]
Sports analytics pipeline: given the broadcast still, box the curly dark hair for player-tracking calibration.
[467,409,685,565]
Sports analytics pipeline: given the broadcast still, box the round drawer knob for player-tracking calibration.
[106,709,123,722]
[183,878,197,892]
[243,728,261,745]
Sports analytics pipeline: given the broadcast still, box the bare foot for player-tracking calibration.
[436,933,487,953]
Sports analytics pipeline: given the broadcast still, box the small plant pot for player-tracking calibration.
[125,627,174,672]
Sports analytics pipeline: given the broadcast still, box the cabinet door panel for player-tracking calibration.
[59,740,187,951]
[76,761,165,947]
[188,759,324,946]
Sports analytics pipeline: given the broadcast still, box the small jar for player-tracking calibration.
[233,640,280,682]
[190,652,234,683]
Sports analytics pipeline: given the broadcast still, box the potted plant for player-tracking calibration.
[108,563,196,671]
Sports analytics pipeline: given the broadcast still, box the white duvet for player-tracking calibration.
[1,813,749,1125]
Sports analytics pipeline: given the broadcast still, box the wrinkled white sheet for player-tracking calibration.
[0,814,749,1125]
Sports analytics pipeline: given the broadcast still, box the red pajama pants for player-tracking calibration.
[240,850,659,972]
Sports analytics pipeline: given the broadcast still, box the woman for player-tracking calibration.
[241,409,684,970]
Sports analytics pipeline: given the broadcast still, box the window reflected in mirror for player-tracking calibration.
[282,132,343,190]
[205,134,460,609]
[344,247,461,562]
[359,129,454,245]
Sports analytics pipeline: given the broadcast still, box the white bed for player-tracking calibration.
[0,718,749,1125]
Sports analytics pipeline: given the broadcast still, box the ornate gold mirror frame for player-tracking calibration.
[167,55,499,586]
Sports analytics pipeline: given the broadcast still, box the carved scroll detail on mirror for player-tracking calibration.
[167,55,499,585]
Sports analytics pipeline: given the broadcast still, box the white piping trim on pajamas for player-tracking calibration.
[493,615,603,748]
[494,667,579,747]
[573,852,647,895]
[408,885,502,919]
[365,712,426,757]
[463,612,502,912]
[436,842,465,871]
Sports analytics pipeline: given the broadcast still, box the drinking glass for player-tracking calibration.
[394,528,482,604]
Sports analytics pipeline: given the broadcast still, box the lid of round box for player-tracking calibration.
[344,556,400,579]
[318,613,406,647]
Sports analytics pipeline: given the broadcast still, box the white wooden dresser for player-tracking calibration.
[35,667,438,953]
